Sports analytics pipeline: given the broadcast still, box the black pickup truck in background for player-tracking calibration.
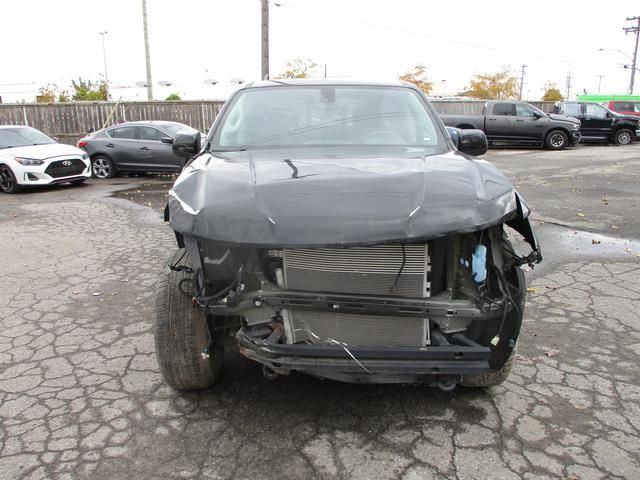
[554,102,640,145]
[441,101,581,150]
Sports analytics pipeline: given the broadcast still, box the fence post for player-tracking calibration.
[22,105,28,125]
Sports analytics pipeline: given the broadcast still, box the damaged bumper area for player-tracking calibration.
[170,201,540,385]
[237,330,492,384]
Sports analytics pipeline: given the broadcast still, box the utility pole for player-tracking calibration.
[518,64,527,100]
[142,0,153,100]
[565,71,572,100]
[99,31,109,101]
[261,0,269,80]
[623,16,639,94]
[597,74,605,93]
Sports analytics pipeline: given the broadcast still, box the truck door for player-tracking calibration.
[583,104,612,139]
[485,102,514,139]
[514,103,546,141]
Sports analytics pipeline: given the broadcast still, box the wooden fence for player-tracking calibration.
[0,99,558,145]
[0,101,225,145]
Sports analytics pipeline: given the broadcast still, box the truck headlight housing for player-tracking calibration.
[14,157,44,166]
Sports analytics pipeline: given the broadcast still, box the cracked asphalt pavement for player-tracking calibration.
[1,145,640,479]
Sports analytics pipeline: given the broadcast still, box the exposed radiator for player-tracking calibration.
[290,311,429,347]
[281,244,430,347]
[283,244,430,297]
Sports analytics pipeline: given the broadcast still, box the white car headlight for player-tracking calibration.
[572,124,580,130]
[14,157,44,166]
[82,153,89,160]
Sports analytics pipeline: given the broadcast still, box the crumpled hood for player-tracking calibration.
[547,113,580,124]
[168,149,519,247]
[0,143,85,161]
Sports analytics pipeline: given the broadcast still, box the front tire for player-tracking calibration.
[92,155,116,179]
[461,348,517,387]
[545,130,568,150]
[462,265,525,388]
[154,249,224,390]
[614,128,633,146]
[0,165,21,193]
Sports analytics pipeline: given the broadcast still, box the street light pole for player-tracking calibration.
[99,31,109,101]
[518,64,527,100]
[623,16,640,94]
[261,0,269,80]
[142,0,153,100]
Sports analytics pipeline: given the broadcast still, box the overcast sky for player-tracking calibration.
[1,0,637,102]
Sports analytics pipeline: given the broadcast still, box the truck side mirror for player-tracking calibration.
[172,131,201,158]
[457,129,488,156]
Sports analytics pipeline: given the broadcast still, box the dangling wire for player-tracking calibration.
[391,244,407,292]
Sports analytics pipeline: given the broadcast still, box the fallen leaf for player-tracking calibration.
[576,212,585,217]
[574,404,588,410]
[527,287,536,293]
[612,225,619,230]
[92,291,103,296]
[111,292,119,296]
[545,350,558,358]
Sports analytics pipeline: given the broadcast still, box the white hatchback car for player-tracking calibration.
[0,125,91,193]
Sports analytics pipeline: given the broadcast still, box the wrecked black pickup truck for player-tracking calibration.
[155,79,542,391]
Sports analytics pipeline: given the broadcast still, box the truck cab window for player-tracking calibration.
[515,104,536,117]
[585,104,607,119]
[560,103,582,117]
[492,103,514,116]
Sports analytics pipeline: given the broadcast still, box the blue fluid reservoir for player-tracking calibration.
[472,245,487,283]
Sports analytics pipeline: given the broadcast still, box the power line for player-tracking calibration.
[271,1,622,70]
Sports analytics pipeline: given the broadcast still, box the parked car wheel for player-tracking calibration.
[614,128,633,146]
[92,155,116,179]
[154,249,224,390]
[0,165,21,193]
[545,130,568,150]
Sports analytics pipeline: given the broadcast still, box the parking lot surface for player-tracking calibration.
[1,145,640,479]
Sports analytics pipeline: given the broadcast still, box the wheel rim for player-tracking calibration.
[0,167,15,192]
[93,157,110,178]
[618,132,631,145]
[550,133,565,148]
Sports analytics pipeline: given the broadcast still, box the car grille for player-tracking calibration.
[44,158,86,178]
[282,244,430,346]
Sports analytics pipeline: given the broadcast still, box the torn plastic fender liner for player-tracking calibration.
[166,150,524,248]
[506,192,542,263]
